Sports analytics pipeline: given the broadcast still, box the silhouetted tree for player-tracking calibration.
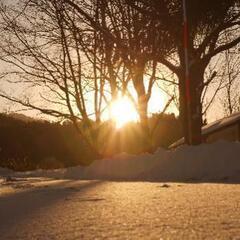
[129,0,240,144]
[0,0,113,156]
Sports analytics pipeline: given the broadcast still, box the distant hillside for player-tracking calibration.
[0,112,182,171]
[8,113,40,122]
[0,113,95,171]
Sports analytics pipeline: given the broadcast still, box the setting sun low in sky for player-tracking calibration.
[105,87,175,129]
[110,97,139,128]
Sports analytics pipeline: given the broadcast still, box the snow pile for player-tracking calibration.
[16,152,158,180]
[147,141,240,181]
[14,141,240,182]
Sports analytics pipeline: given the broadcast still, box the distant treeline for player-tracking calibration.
[0,113,182,171]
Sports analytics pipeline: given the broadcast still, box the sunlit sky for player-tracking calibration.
[0,0,236,126]
[0,74,225,126]
[0,51,232,127]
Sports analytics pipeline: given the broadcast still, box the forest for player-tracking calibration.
[0,113,181,170]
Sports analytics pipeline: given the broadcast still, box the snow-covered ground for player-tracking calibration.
[1,141,240,239]
[1,141,240,182]
[0,180,240,240]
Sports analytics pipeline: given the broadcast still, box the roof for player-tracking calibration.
[169,112,240,148]
[202,111,240,135]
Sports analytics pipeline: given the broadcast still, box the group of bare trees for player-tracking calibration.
[0,0,239,153]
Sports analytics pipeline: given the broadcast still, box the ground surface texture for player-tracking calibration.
[0,179,240,240]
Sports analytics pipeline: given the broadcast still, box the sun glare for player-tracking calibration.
[110,97,139,128]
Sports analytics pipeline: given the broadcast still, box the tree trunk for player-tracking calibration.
[132,63,153,151]
[178,66,204,145]
[132,64,149,130]
[189,85,203,145]
[178,75,190,144]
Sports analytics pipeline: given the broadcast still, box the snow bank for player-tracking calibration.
[13,141,240,182]
[15,152,158,180]
[147,141,240,181]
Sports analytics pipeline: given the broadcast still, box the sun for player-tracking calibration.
[110,96,139,128]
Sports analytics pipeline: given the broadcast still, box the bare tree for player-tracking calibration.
[129,0,240,144]
[220,48,240,116]
[63,0,173,134]
[0,0,112,156]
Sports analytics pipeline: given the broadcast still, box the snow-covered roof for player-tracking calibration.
[202,111,240,135]
[169,112,240,148]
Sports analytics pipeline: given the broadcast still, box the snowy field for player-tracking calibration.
[1,141,240,182]
[0,180,240,239]
[1,141,240,239]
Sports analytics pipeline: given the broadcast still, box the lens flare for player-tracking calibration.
[110,97,139,128]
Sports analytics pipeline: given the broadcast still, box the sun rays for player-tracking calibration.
[110,96,139,128]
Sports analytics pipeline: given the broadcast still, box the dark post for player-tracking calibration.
[183,0,193,145]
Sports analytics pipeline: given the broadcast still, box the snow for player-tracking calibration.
[1,181,240,239]
[170,112,240,148]
[202,111,240,135]
[4,141,239,182]
[1,141,240,239]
